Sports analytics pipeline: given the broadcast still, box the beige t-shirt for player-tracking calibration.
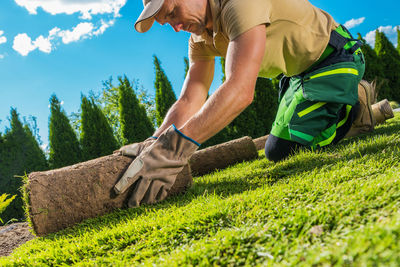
[189,0,339,78]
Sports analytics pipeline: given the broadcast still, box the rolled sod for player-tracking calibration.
[26,136,258,236]
[26,154,192,236]
[189,136,258,176]
[253,135,269,151]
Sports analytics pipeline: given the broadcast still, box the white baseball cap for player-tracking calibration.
[135,0,165,33]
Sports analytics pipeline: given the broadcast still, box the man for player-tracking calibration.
[113,0,393,207]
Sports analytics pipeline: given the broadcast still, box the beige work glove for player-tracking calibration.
[114,137,157,157]
[114,125,200,207]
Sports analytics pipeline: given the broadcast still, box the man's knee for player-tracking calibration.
[265,134,305,162]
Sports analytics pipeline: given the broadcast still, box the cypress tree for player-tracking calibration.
[222,59,278,138]
[358,33,385,83]
[229,104,258,139]
[0,132,3,160]
[201,126,231,148]
[0,108,48,223]
[226,78,278,139]
[397,26,400,55]
[202,58,279,146]
[97,78,123,145]
[80,95,118,161]
[23,125,48,170]
[0,132,6,205]
[375,30,400,101]
[357,33,388,101]
[154,55,177,126]
[184,57,189,78]
[48,94,82,169]
[135,85,157,130]
[220,57,226,82]
[118,76,154,145]
[79,77,156,145]
[252,77,278,136]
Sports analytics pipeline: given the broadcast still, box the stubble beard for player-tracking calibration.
[189,16,208,35]
[191,23,206,35]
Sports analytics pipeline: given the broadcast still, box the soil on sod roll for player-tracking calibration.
[27,154,192,236]
[190,136,258,176]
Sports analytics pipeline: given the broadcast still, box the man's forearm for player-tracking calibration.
[153,98,204,137]
[179,80,254,144]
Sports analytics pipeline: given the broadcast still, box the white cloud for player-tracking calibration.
[0,54,4,59]
[93,19,115,36]
[58,22,94,44]
[11,0,125,56]
[344,17,365,29]
[33,35,52,53]
[364,25,399,47]
[0,30,7,44]
[12,19,115,56]
[364,30,376,46]
[49,27,61,37]
[14,0,126,20]
[13,33,54,56]
[13,33,36,56]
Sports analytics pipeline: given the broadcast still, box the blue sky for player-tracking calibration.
[0,0,399,150]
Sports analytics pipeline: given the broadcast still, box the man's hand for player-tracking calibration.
[114,137,157,157]
[113,125,199,207]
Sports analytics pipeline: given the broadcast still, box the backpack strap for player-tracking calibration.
[329,25,364,54]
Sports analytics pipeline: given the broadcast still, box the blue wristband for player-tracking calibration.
[150,136,158,139]
[172,124,201,147]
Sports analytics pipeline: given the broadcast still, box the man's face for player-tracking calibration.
[154,0,209,35]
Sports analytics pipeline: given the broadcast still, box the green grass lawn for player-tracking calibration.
[2,114,400,266]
